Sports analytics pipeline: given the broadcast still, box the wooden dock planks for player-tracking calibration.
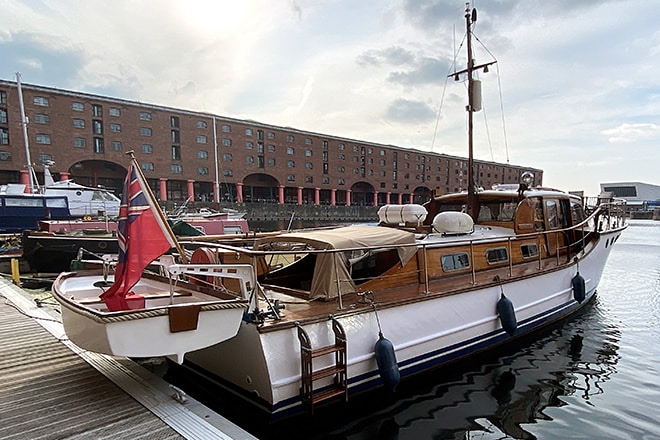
[0,277,255,440]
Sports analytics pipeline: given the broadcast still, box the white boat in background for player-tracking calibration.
[12,72,121,221]
[42,163,121,218]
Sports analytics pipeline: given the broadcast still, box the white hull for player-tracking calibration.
[54,273,247,364]
[43,165,121,217]
[44,187,120,217]
[184,227,623,418]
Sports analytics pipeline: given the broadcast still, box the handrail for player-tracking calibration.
[167,263,255,302]
[174,198,627,312]
[186,199,626,260]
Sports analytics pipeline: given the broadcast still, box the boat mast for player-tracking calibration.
[465,3,478,219]
[449,4,495,220]
[16,72,39,194]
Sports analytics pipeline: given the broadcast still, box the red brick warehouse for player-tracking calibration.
[0,79,542,206]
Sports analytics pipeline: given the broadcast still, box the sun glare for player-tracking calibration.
[179,0,250,34]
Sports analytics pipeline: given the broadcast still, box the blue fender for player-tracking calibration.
[572,272,586,303]
[497,294,517,336]
[374,333,400,392]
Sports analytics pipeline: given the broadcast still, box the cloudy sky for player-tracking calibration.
[2,0,658,195]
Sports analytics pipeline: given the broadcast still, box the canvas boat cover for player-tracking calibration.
[254,225,417,299]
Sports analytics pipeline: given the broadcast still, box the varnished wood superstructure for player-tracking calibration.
[182,188,624,333]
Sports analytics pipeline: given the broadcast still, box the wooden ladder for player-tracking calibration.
[296,317,347,414]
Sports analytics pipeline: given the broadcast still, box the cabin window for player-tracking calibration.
[545,199,560,229]
[570,201,585,225]
[46,198,68,208]
[486,247,509,264]
[520,243,539,259]
[478,202,517,222]
[6,197,44,207]
[441,253,470,272]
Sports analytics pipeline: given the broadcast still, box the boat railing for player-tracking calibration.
[167,263,256,304]
[173,199,626,309]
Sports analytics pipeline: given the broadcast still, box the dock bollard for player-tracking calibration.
[11,258,21,287]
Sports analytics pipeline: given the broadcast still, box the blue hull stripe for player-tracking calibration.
[270,294,589,416]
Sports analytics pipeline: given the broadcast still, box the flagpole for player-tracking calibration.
[126,150,189,264]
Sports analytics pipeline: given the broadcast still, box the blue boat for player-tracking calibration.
[0,192,71,233]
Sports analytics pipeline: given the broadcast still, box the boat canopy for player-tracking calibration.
[254,225,417,299]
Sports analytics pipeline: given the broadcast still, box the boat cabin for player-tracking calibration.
[228,186,595,304]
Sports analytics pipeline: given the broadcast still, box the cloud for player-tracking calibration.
[0,31,84,86]
[385,98,436,123]
[356,46,416,67]
[387,57,449,86]
[601,123,660,143]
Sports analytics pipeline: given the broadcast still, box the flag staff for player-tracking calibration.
[126,150,189,264]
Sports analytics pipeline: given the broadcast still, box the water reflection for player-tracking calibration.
[166,296,622,440]
[314,300,622,440]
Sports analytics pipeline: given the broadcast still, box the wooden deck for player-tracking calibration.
[0,277,256,440]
